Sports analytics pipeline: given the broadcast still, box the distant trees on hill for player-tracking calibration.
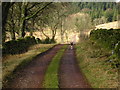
[77,2,118,23]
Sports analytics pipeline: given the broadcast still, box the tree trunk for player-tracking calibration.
[41,28,50,39]
[51,29,56,41]
[10,5,16,40]
[51,35,55,41]
[2,2,13,42]
[19,19,26,38]
[11,29,15,40]
[51,22,58,41]
[60,17,64,43]
[19,2,27,38]
[30,31,33,36]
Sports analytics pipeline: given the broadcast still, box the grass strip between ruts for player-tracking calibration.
[43,45,67,88]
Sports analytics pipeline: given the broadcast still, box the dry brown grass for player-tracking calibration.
[95,21,119,29]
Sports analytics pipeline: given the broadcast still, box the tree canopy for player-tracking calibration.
[2,2,118,43]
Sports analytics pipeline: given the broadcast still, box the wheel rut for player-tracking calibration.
[6,44,63,88]
[59,45,91,88]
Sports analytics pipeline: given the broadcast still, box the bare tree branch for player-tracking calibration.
[25,2,52,20]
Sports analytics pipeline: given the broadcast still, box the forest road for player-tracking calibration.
[6,44,63,88]
[59,45,91,88]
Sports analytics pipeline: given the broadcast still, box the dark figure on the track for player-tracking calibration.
[70,42,73,49]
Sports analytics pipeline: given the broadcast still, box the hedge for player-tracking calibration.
[90,29,120,68]
[2,36,37,55]
[90,29,120,50]
[41,38,56,44]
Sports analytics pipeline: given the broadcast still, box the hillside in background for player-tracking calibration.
[77,2,118,22]
[95,21,120,29]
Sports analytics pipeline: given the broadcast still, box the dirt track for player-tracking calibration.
[4,44,91,88]
[7,45,63,88]
[59,45,91,88]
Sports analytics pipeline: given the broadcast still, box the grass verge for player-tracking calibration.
[43,45,67,88]
[75,40,118,88]
[2,44,55,87]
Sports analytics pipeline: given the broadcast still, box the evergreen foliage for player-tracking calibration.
[77,2,118,22]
